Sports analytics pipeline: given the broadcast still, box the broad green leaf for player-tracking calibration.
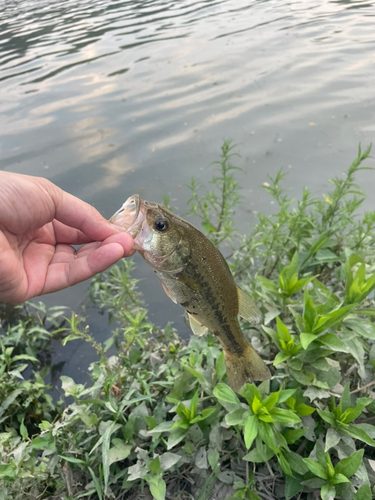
[302,459,329,480]
[213,383,240,405]
[300,333,317,349]
[331,473,350,484]
[285,451,309,475]
[167,428,188,450]
[284,475,304,500]
[313,305,357,334]
[273,352,290,365]
[282,428,307,444]
[321,482,336,500]
[109,439,133,465]
[317,409,336,425]
[184,365,205,382]
[296,403,315,416]
[318,333,348,352]
[149,457,161,474]
[278,453,293,476]
[148,421,174,434]
[270,408,301,425]
[335,449,364,478]
[342,398,373,423]
[0,463,16,480]
[208,449,220,470]
[244,415,258,449]
[148,476,166,500]
[31,435,55,450]
[215,352,226,380]
[354,484,372,500]
[225,408,248,426]
[243,438,275,462]
[345,320,375,340]
[262,391,280,410]
[276,317,291,342]
[342,425,375,446]
[159,452,181,471]
[325,428,340,452]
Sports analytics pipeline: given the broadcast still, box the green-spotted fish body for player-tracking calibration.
[110,195,271,391]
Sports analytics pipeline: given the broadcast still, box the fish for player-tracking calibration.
[110,194,271,392]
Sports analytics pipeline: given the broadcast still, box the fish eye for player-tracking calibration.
[154,218,169,232]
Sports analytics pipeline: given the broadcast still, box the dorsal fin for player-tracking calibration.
[237,286,263,325]
[188,314,208,337]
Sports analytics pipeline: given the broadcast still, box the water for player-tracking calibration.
[1,0,375,381]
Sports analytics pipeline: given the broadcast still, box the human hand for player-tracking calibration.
[0,171,134,304]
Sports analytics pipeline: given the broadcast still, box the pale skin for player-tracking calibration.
[0,171,135,304]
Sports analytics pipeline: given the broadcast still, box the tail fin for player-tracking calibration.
[224,343,271,392]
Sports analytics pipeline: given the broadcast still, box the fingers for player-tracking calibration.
[41,233,135,295]
[52,186,127,241]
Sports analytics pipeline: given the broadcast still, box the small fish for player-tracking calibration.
[110,195,271,391]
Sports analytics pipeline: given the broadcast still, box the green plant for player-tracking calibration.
[2,142,375,500]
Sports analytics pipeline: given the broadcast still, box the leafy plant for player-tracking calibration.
[2,142,375,500]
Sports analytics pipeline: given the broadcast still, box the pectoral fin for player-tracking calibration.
[188,314,208,337]
[237,286,262,325]
[161,283,177,304]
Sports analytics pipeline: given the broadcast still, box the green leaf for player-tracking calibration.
[215,352,226,380]
[321,482,336,500]
[303,290,317,332]
[318,333,348,351]
[213,383,240,405]
[335,449,364,478]
[0,463,16,480]
[270,408,301,425]
[276,317,291,342]
[325,428,340,452]
[302,459,329,480]
[189,391,199,421]
[20,419,28,440]
[341,382,352,412]
[184,365,205,382]
[278,453,293,476]
[244,415,258,449]
[243,438,275,462]
[208,449,220,470]
[300,333,317,349]
[354,484,372,500]
[225,408,248,426]
[285,475,304,500]
[262,391,280,410]
[167,428,188,450]
[148,475,166,500]
[59,455,86,465]
[331,473,350,484]
[342,424,375,446]
[159,452,181,471]
[313,305,356,334]
[282,428,307,445]
[317,409,336,425]
[273,352,290,366]
[285,451,309,475]
[296,403,315,416]
[149,457,161,474]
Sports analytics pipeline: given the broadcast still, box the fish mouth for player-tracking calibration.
[110,194,146,238]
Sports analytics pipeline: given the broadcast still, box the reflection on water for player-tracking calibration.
[1,0,375,381]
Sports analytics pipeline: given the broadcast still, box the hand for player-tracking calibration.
[0,172,134,304]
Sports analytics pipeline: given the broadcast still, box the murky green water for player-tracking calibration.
[1,0,375,380]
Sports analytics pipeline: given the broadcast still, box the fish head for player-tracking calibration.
[110,194,190,272]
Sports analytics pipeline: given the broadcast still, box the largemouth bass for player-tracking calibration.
[110,195,271,391]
